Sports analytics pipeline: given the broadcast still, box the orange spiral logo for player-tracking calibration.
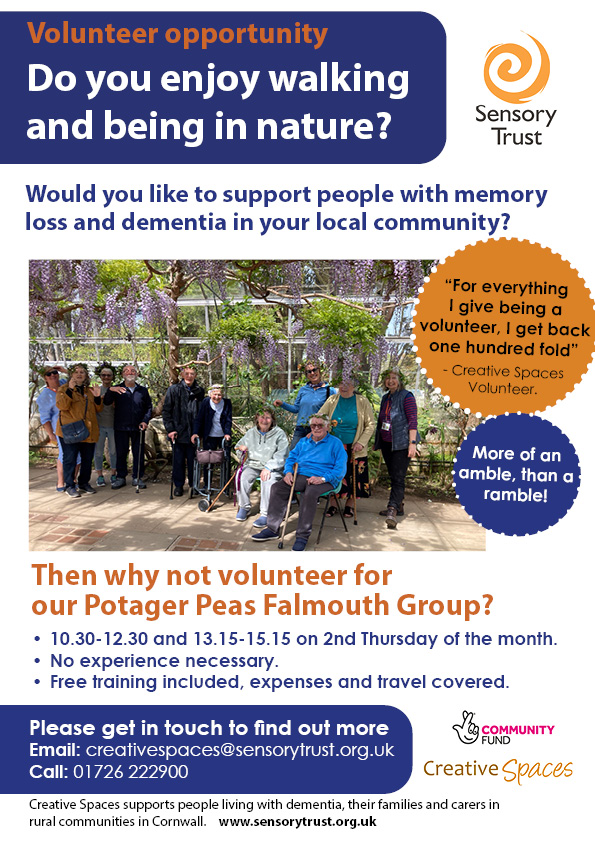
[484,33,550,104]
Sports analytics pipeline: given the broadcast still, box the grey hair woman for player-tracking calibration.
[373,370,418,528]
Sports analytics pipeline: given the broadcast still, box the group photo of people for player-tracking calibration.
[29,259,485,553]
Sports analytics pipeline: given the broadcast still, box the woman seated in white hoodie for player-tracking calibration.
[235,407,289,527]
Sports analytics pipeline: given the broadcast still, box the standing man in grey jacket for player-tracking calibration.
[235,407,289,527]
[94,365,117,487]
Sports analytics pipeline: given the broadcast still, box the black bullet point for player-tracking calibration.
[34,636,40,641]
[35,658,40,664]
[34,679,40,685]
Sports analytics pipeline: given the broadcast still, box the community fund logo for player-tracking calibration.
[453,710,556,746]
[476,33,555,145]
[453,711,479,745]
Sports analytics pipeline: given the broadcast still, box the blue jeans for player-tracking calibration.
[94,426,117,471]
[60,439,94,489]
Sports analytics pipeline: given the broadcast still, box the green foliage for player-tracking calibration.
[96,260,146,294]
[210,303,283,346]
[29,449,44,465]
[417,406,433,440]
[301,300,384,354]
[29,449,54,466]
[355,380,381,409]
[139,361,172,406]
[178,306,208,336]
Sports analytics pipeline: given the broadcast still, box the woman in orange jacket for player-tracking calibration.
[56,364,103,499]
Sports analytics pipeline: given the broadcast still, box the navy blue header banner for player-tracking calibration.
[0,12,446,164]
[1,704,412,794]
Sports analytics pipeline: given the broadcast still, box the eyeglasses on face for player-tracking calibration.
[45,370,59,376]
[306,368,319,374]
[309,422,325,428]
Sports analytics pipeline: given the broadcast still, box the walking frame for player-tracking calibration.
[192,441,231,511]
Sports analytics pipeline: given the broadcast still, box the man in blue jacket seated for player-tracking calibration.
[102,364,152,489]
[252,413,347,552]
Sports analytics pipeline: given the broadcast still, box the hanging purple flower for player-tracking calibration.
[232,338,250,365]
[305,329,323,362]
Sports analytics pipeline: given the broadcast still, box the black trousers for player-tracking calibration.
[172,441,195,488]
[60,439,94,489]
[115,429,144,479]
[380,443,410,509]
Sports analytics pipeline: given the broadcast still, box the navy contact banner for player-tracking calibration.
[1,705,412,795]
[0,12,446,164]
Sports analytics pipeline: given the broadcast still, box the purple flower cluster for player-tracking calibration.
[284,261,303,309]
[305,329,323,362]
[262,333,286,367]
[341,348,358,381]
[104,290,120,332]
[369,337,390,384]
[205,260,228,301]
[393,259,424,302]
[72,261,100,334]
[139,283,162,327]
[29,259,77,326]
[231,338,250,365]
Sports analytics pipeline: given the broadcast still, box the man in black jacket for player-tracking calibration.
[103,364,152,488]
[162,366,205,496]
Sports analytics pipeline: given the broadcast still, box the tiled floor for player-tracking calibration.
[29,467,486,553]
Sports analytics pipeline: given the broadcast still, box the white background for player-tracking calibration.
[2,0,594,838]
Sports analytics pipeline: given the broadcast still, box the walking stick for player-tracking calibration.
[278,462,299,549]
[135,427,144,494]
[204,451,248,513]
[352,450,358,525]
[190,438,198,499]
[234,448,248,507]
[169,433,177,500]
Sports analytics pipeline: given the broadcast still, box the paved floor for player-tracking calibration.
[29,467,486,553]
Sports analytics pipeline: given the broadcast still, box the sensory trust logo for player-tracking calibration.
[476,33,555,145]
[484,33,550,103]
[453,711,556,746]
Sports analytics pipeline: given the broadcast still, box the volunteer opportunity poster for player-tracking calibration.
[2,0,593,838]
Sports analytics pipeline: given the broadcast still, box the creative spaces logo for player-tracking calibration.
[476,32,555,145]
